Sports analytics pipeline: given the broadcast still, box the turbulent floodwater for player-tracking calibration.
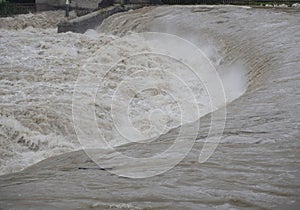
[0,5,300,209]
[0,8,247,175]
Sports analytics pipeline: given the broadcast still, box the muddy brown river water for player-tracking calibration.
[0,5,299,209]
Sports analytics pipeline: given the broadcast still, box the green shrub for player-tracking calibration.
[0,1,16,17]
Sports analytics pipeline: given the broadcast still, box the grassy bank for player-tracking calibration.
[0,0,16,16]
[0,0,36,17]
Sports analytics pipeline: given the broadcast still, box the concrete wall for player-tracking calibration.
[36,0,65,10]
[58,6,124,33]
[36,0,65,7]
[37,0,154,10]
[36,0,103,9]
[75,0,103,9]
[57,5,142,33]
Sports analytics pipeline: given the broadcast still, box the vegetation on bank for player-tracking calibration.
[0,0,16,16]
[0,0,36,17]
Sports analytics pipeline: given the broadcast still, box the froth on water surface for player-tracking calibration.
[0,5,299,209]
[0,8,248,175]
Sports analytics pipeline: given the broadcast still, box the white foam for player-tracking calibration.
[0,10,247,175]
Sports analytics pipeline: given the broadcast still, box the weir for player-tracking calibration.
[57,4,143,33]
[55,0,298,33]
[1,1,297,31]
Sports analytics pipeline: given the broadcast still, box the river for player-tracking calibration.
[0,5,299,209]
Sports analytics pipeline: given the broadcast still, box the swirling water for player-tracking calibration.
[0,6,299,209]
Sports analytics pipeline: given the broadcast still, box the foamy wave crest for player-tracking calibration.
[0,10,247,176]
[73,32,228,178]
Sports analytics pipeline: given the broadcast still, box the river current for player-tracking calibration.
[0,5,299,209]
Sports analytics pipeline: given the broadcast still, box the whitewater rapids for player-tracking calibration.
[0,5,299,209]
